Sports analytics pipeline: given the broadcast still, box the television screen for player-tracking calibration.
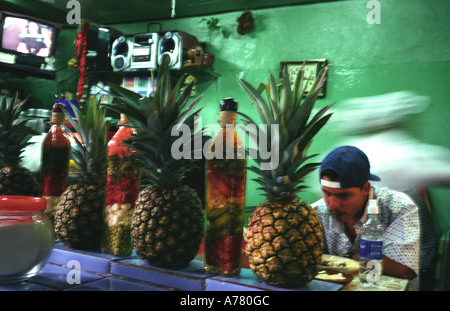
[1,15,55,57]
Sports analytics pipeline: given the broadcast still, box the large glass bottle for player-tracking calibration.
[102,114,140,256]
[205,98,247,276]
[40,103,71,223]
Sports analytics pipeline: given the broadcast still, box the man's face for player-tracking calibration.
[321,176,370,223]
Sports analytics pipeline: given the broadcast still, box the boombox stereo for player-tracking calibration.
[111,32,159,71]
[111,31,199,72]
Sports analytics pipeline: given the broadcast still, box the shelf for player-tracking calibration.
[91,65,219,81]
[0,242,342,291]
[0,62,55,80]
[89,66,219,97]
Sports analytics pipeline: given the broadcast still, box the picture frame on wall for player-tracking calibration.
[280,59,328,97]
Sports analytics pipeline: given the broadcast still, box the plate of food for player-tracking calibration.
[315,269,354,285]
[319,254,359,275]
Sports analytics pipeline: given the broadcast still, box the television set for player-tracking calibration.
[0,11,61,79]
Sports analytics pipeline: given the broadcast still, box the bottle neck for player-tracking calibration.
[118,114,129,126]
[50,112,65,126]
[367,213,380,222]
[218,111,237,128]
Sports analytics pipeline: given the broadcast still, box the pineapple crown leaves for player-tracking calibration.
[58,98,108,186]
[0,92,40,166]
[0,92,40,135]
[104,56,203,131]
[237,62,334,201]
[102,54,206,188]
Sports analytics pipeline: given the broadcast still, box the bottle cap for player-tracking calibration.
[220,97,238,112]
[52,103,63,113]
[219,98,238,127]
[367,199,379,214]
[51,103,65,125]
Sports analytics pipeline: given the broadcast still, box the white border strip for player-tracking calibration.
[320,179,341,188]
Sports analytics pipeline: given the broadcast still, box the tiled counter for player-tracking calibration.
[0,243,342,291]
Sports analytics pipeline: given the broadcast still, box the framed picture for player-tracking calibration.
[280,59,328,97]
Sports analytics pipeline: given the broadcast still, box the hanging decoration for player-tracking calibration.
[237,11,254,35]
[68,19,90,105]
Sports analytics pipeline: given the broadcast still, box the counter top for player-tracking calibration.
[0,242,343,291]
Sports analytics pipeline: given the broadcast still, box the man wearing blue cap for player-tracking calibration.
[312,145,420,283]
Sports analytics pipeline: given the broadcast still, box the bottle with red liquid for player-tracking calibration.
[40,103,71,223]
[205,98,247,276]
[102,114,140,256]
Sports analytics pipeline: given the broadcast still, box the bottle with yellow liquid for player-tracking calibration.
[204,98,247,276]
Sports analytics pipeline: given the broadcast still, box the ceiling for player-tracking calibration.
[2,0,339,26]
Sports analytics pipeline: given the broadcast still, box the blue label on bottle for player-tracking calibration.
[360,239,383,260]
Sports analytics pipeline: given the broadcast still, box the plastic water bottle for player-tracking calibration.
[359,199,384,287]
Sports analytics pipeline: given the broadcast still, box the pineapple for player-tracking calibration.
[238,63,333,287]
[103,55,204,269]
[0,92,39,196]
[53,98,108,250]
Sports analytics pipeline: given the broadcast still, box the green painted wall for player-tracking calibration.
[109,0,450,236]
[2,0,449,236]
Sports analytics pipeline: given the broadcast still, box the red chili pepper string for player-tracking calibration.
[75,22,89,101]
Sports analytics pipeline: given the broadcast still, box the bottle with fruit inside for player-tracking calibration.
[102,114,140,256]
[40,103,71,223]
[204,98,247,276]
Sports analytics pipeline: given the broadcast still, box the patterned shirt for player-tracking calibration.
[312,186,420,276]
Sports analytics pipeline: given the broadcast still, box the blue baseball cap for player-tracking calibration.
[319,145,380,189]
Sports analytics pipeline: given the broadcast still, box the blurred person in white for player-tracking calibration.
[332,91,450,191]
[324,91,450,290]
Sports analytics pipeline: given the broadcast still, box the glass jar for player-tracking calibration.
[0,196,54,283]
